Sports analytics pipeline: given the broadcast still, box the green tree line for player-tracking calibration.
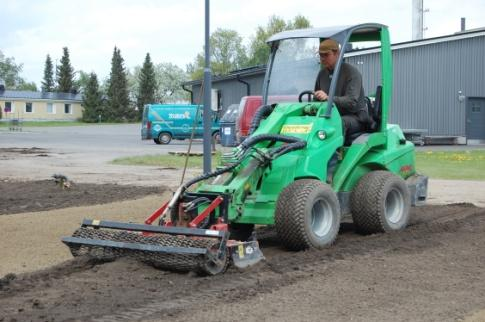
[1,15,310,122]
[187,15,311,79]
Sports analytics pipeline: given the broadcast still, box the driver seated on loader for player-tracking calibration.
[314,38,369,141]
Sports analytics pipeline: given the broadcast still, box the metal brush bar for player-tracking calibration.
[80,219,226,238]
[62,237,208,255]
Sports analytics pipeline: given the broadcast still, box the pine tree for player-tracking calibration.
[136,53,157,120]
[56,47,74,93]
[82,73,103,122]
[107,47,132,121]
[41,54,55,92]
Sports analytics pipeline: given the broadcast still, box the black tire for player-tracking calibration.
[275,179,341,250]
[229,223,254,241]
[153,138,161,144]
[158,132,172,144]
[350,170,411,234]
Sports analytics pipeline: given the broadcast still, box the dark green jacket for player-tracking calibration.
[314,62,367,120]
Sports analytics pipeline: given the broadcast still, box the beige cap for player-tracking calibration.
[319,39,339,53]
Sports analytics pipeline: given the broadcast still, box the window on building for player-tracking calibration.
[4,101,12,113]
[64,103,72,114]
[47,103,56,114]
[25,102,33,113]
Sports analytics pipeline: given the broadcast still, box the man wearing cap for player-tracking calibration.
[314,38,368,138]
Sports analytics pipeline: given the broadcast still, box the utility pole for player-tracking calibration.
[412,0,429,40]
[412,0,424,40]
[203,0,212,174]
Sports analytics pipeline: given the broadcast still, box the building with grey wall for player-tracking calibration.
[183,28,485,142]
[184,66,265,113]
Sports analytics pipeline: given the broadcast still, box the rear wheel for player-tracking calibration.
[350,171,411,234]
[275,179,341,250]
[153,138,161,144]
[158,132,172,144]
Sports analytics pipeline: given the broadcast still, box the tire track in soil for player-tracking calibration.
[0,204,484,322]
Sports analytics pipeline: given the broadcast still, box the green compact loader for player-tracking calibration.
[62,23,428,275]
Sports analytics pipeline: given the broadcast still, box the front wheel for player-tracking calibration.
[350,171,411,234]
[275,179,341,250]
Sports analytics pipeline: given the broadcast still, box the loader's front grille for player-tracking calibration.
[69,227,219,272]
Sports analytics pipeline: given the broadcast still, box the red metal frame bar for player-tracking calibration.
[144,201,169,225]
[188,196,224,228]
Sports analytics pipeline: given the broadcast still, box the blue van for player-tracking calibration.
[141,104,220,144]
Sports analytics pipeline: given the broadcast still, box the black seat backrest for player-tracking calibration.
[364,97,376,131]
[373,85,382,131]
[365,85,382,132]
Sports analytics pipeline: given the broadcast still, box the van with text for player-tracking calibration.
[141,104,220,144]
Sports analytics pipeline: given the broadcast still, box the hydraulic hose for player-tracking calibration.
[269,140,307,159]
[182,157,244,190]
[161,132,307,226]
[183,134,306,191]
[248,104,275,135]
[162,158,247,221]
[241,133,302,150]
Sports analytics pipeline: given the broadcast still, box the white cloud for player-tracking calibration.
[1,0,484,86]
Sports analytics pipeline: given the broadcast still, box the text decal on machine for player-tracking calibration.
[280,124,313,134]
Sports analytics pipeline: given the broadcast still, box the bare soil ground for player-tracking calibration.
[0,180,485,321]
[0,179,165,215]
[1,145,485,321]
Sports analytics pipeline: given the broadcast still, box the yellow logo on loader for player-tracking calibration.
[280,124,313,134]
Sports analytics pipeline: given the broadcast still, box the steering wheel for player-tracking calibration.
[298,90,315,102]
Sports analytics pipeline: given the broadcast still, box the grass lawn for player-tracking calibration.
[415,150,485,180]
[111,152,222,169]
[111,150,485,181]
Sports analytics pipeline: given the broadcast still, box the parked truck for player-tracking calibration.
[141,104,220,144]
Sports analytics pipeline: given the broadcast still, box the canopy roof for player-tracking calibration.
[266,23,386,44]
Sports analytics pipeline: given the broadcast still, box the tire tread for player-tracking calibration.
[351,170,409,234]
[275,179,339,250]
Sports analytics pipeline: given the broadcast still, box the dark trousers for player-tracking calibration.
[342,114,365,137]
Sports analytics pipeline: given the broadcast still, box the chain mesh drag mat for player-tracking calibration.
[68,227,220,272]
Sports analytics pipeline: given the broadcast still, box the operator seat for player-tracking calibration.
[344,85,382,146]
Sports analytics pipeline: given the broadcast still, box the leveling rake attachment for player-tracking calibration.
[62,218,263,275]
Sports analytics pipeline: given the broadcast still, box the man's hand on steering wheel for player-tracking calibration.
[314,90,328,101]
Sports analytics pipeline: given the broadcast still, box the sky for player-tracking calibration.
[2,0,484,87]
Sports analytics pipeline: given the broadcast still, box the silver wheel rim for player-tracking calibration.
[385,188,404,224]
[311,199,333,238]
[160,134,170,143]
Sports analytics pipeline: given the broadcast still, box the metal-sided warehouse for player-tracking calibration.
[184,27,485,144]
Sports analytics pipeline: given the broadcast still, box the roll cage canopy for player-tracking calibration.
[263,23,391,129]
[266,23,386,45]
